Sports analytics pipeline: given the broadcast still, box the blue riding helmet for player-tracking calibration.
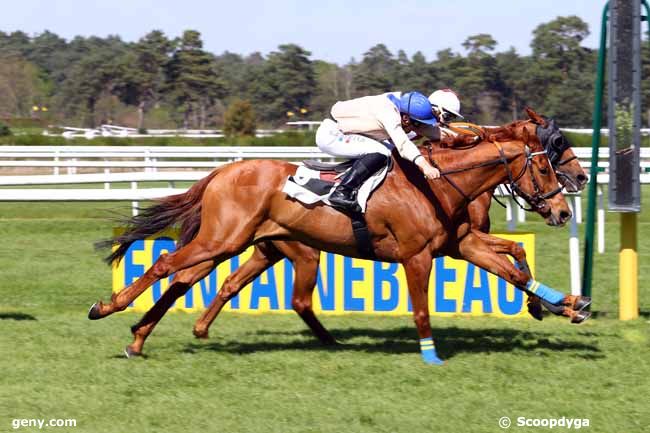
[399,91,438,125]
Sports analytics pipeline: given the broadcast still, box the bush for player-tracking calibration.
[0,122,11,137]
[564,132,597,147]
[0,117,44,128]
[223,99,256,137]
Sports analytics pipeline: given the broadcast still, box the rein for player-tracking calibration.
[557,155,578,166]
[425,140,562,211]
[445,121,486,137]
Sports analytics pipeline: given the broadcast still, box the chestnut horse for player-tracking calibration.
[184,109,588,343]
[118,109,589,358]
[91,132,589,364]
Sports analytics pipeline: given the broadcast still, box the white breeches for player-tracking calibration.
[315,119,391,159]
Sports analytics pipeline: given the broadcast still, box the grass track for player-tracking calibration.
[1,192,649,433]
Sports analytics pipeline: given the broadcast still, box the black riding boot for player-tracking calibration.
[328,153,389,213]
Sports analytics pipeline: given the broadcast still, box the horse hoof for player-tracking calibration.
[124,346,142,358]
[527,303,544,321]
[193,328,209,339]
[571,310,591,324]
[421,349,445,365]
[422,356,445,366]
[540,299,566,316]
[87,302,103,320]
[573,296,592,311]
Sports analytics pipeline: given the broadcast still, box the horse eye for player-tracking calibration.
[539,167,549,175]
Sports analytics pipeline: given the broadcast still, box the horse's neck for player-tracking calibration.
[414,142,521,215]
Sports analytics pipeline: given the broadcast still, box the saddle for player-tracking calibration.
[302,160,354,182]
[302,159,354,173]
[302,158,393,182]
[290,157,393,259]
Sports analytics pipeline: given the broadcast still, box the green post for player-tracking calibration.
[582,2,610,298]
[583,0,650,298]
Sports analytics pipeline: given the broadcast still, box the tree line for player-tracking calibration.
[1,15,647,130]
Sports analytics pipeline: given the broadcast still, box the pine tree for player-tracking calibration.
[223,99,256,137]
[166,30,224,128]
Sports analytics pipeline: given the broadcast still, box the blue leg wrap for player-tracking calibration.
[526,279,565,305]
[419,338,444,365]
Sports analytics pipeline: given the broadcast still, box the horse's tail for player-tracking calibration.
[98,167,222,265]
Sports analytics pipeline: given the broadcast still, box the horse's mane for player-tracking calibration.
[424,120,529,154]
[483,121,525,142]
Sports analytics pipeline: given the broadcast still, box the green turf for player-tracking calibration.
[0,191,649,433]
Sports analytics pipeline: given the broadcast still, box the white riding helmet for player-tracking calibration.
[428,89,463,120]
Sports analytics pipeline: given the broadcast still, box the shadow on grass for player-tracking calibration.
[0,312,37,321]
[591,310,650,319]
[184,326,602,360]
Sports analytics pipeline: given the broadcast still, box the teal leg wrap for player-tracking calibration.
[419,338,444,365]
[526,279,565,305]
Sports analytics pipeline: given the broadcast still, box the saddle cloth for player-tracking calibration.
[282,162,389,213]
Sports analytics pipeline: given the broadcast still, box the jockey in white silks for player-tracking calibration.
[429,88,463,124]
[315,91,443,213]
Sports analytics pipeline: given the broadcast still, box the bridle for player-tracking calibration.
[533,118,580,191]
[425,140,563,212]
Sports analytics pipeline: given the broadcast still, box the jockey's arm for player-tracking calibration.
[376,108,423,163]
[377,112,440,180]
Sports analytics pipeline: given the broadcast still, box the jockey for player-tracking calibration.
[315,91,441,213]
[429,88,463,124]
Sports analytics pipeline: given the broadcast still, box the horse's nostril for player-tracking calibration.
[559,210,572,222]
[577,174,588,184]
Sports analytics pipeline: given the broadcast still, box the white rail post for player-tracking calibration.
[104,161,110,190]
[597,186,605,253]
[506,197,516,232]
[517,204,526,223]
[569,195,581,296]
[54,150,60,176]
[131,181,138,216]
[144,149,151,173]
[574,195,583,224]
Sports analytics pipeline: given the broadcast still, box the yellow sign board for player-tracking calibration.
[112,232,534,318]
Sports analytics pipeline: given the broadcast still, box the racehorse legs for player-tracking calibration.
[125,260,216,357]
[89,221,253,320]
[471,230,546,320]
[193,241,336,344]
[192,242,284,339]
[454,232,591,323]
[278,242,336,345]
[402,249,444,365]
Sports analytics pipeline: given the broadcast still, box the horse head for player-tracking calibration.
[498,129,572,227]
[523,107,588,192]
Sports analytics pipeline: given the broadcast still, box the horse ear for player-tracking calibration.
[522,126,530,145]
[524,107,547,127]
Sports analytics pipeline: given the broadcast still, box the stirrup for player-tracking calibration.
[329,189,360,213]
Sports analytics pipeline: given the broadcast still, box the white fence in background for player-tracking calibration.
[2,145,649,296]
[45,125,286,139]
[43,123,650,141]
[44,123,650,139]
